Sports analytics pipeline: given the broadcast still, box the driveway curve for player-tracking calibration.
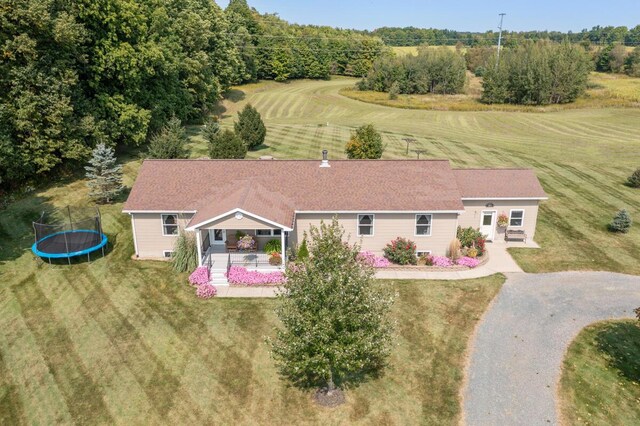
[463,272,640,426]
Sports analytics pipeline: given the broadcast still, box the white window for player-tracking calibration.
[161,214,179,236]
[509,209,525,227]
[255,229,282,236]
[357,214,374,236]
[163,250,175,258]
[415,214,432,236]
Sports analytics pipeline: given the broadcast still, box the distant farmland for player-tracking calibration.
[190,77,640,274]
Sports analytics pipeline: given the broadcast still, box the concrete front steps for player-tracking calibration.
[209,268,229,285]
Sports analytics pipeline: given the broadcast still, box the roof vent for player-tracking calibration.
[320,149,330,168]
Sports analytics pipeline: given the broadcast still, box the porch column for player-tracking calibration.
[280,230,286,268]
[196,230,203,267]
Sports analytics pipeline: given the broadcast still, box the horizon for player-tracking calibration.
[214,0,640,33]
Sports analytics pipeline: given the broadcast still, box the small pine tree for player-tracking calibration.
[388,81,400,100]
[202,117,220,142]
[297,238,309,259]
[147,116,189,159]
[608,209,632,233]
[234,104,266,150]
[208,129,247,159]
[270,218,394,400]
[85,143,123,204]
[626,168,640,188]
[345,124,384,159]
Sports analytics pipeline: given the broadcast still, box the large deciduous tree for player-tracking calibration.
[345,124,385,159]
[270,219,394,403]
[234,104,267,150]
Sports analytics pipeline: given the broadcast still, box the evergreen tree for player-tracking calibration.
[234,104,267,150]
[608,209,632,233]
[627,168,640,188]
[270,218,394,400]
[208,129,247,159]
[147,117,189,159]
[345,124,385,159]
[85,143,123,203]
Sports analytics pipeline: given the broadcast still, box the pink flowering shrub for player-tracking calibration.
[188,266,210,286]
[357,251,391,268]
[430,255,454,267]
[196,284,217,299]
[226,266,285,285]
[456,256,481,268]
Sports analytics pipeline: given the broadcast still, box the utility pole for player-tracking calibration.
[496,13,506,68]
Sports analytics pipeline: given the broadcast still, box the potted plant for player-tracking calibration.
[269,251,282,266]
[497,212,509,228]
[237,235,256,251]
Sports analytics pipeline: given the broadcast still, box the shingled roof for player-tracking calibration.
[453,169,547,199]
[123,159,546,229]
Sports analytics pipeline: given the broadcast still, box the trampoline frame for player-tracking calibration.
[32,207,108,264]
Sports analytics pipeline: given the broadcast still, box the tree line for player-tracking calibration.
[0,0,386,191]
[366,25,640,47]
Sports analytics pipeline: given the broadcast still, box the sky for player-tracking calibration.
[215,0,640,32]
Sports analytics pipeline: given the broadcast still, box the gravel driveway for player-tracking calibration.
[463,272,640,426]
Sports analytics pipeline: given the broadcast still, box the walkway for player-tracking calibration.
[374,240,528,280]
[463,272,640,426]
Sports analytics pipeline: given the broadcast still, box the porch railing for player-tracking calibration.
[228,252,274,269]
[202,231,210,253]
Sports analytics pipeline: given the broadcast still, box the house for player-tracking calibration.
[123,151,547,271]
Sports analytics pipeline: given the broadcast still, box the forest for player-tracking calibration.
[1,0,638,191]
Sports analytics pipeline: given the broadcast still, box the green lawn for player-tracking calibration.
[192,77,640,274]
[0,179,504,423]
[560,320,640,425]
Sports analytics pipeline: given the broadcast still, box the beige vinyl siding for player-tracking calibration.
[458,200,540,241]
[132,213,194,258]
[294,213,458,256]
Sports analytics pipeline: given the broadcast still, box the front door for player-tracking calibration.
[480,211,496,241]
[210,229,226,245]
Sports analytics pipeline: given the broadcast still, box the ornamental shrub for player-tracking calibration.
[357,251,391,268]
[608,209,632,233]
[173,231,198,272]
[627,168,640,188]
[383,237,417,265]
[196,284,217,299]
[448,238,462,260]
[457,226,484,248]
[188,266,210,286]
[264,238,282,253]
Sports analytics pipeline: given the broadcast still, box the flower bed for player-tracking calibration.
[357,251,391,268]
[226,266,285,286]
[385,252,489,271]
[187,266,217,298]
[188,266,210,286]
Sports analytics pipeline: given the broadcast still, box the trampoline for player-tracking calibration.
[32,207,107,264]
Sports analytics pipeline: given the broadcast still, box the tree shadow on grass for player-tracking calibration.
[595,321,640,383]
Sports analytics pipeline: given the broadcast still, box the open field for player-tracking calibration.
[190,77,640,274]
[559,320,640,425]
[340,72,640,112]
[0,177,504,423]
